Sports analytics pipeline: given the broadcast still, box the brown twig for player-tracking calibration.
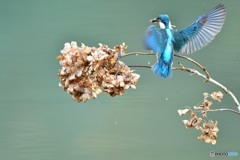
[207,109,240,115]
[128,65,151,69]
[174,54,211,80]
[121,52,155,58]
[193,108,240,115]
[173,66,240,112]
[127,63,240,112]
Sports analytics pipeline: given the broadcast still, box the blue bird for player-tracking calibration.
[144,15,174,78]
[144,4,226,78]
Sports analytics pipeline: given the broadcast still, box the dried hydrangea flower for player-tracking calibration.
[114,42,128,57]
[57,42,140,102]
[179,91,223,145]
[197,120,219,145]
[200,100,212,110]
[182,112,202,128]
[210,91,223,102]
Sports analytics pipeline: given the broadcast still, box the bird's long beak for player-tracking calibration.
[150,18,160,23]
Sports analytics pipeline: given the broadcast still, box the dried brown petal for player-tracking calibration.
[182,120,190,128]
[211,91,223,102]
[130,85,136,89]
[202,100,212,110]
[189,116,202,127]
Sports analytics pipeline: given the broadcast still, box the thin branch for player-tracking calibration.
[128,65,151,69]
[121,52,155,58]
[174,54,211,80]
[128,63,240,112]
[173,66,240,112]
[124,51,240,112]
[207,109,240,115]
[194,108,240,115]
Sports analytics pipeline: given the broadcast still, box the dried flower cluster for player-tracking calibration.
[210,91,224,102]
[197,120,219,145]
[178,91,223,145]
[57,41,140,102]
[182,112,202,129]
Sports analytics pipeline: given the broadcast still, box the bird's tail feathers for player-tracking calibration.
[152,60,172,78]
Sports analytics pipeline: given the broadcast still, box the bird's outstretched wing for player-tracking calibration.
[173,4,226,54]
[144,25,167,59]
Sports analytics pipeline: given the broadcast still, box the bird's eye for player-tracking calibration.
[148,31,152,35]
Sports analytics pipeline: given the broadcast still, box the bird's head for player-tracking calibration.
[150,14,171,29]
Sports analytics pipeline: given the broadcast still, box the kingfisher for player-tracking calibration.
[144,4,226,78]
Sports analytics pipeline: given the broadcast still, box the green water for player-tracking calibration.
[1,0,240,159]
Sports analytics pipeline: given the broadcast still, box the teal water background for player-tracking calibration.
[1,0,240,159]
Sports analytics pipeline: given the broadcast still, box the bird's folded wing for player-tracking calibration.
[173,4,226,54]
[144,25,167,57]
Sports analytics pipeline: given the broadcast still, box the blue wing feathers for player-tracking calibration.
[174,4,226,54]
[144,25,169,60]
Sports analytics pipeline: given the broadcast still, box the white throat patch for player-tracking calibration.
[159,21,173,29]
[159,22,165,29]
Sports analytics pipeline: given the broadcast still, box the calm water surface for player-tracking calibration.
[1,0,240,160]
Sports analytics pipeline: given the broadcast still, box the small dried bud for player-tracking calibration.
[211,91,223,102]
[203,92,209,100]
[95,88,102,94]
[195,125,201,130]
[86,55,93,61]
[193,106,203,110]
[189,115,202,127]
[202,100,212,110]
[178,109,190,116]
[182,120,191,128]
[114,43,128,57]
[201,111,207,118]
[182,112,202,129]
